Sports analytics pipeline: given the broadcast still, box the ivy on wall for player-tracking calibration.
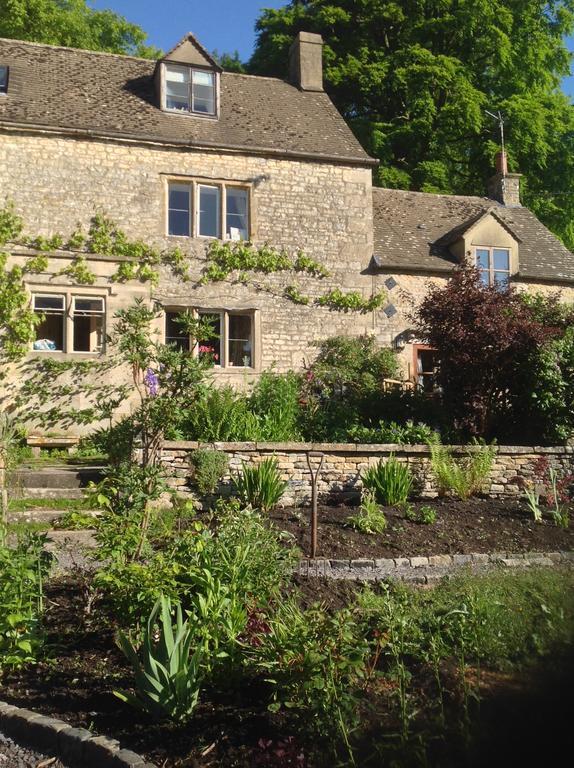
[0,202,386,366]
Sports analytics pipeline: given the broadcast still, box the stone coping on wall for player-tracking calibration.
[296,550,574,584]
[162,440,574,455]
[0,701,156,768]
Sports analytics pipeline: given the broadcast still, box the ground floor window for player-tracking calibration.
[164,308,254,368]
[32,293,105,353]
[413,345,437,393]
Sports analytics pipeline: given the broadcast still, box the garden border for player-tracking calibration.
[0,701,157,768]
[296,549,574,583]
[159,441,574,503]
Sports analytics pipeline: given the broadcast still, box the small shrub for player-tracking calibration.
[53,509,97,530]
[0,532,51,669]
[429,438,496,500]
[233,458,287,513]
[347,490,387,534]
[347,419,435,445]
[115,595,203,722]
[184,386,261,441]
[189,449,228,496]
[418,505,437,525]
[249,370,302,441]
[362,455,413,506]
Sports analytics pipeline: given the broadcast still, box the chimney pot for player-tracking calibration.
[495,150,508,176]
[488,153,522,206]
[289,31,323,92]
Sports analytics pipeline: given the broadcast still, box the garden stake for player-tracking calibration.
[306,451,324,558]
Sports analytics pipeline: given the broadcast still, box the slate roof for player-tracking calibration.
[372,188,574,283]
[0,38,374,166]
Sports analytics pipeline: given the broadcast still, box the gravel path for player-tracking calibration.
[0,730,69,768]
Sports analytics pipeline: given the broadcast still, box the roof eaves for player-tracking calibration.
[0,119,378,167]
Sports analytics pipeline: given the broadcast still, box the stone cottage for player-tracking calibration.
[0,31,573,429]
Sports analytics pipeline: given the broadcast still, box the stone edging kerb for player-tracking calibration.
[297,550,574,583]
[0,701,157,768]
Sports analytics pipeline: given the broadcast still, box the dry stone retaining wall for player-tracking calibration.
[159,441,574,505]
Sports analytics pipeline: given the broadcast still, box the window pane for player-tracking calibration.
[493,248,510,271]
[479,271,490,286]
[74,298,104,313]
[198,185,220,237]
[192,70,215,114]
[0,66,7,93]
[34,296,64,351]
[226,188,249,240]
[168,183,191,236]
[165,65,190,111]
[228,314,252,367]
[198,313,221,365]
[34,295,65,311]
[73,313,104,352]
[165,311,190,351]
[494,271,509,287]
[476,249,490,270]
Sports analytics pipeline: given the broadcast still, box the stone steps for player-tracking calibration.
[9,465,105,500]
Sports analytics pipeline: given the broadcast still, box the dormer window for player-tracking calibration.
[476,247,510,287]
[0,66,8,94]
[164,63,216,116]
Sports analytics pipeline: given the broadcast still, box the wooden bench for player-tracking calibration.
[26,436,80,457]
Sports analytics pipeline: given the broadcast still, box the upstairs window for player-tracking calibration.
[476,247,510,287]
[0,66,7,94]
[167,180,250,241]
[164,64,216,116]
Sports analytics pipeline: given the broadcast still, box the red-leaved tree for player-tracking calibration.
[415,266,561,439]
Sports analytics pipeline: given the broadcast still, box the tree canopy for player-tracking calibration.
[249,0,574,250]
[0,0,160,57]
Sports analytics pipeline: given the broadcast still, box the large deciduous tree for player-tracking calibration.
[0,0,160,57]
[249,0,574,250]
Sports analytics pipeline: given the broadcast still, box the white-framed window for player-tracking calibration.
[0,66,8,94]
[33,295,65,351]
[163,63,216,116]
[32,293,105,354]
[475,247,511,287]
[72,297,105,353]
[167,180,250,241]
[164,308,254,369]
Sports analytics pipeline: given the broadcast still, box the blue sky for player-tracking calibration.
[91,1,286,60]
[92,1,574,98]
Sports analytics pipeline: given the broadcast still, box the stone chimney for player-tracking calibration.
[289,32,323,92]
[487,151,522,206]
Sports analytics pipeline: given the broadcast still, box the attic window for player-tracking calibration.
[476,247,510,287]
[0,66,8,94]
[164,63,216,116]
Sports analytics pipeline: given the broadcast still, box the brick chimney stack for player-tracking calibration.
[488,151,522,206]
[289,32,324,92]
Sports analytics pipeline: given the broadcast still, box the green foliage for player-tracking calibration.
[189,449,228,496]
[115,596,203,723]
[294,251,330,278]
[53,509,96,530]
[362,455,413,506]
[0,200,23,246]
[56,254,96,285]
[233,458,287,513]
[403,503,437,525]
[284,284,310,305]
[24,234,64,251]
[347,490,387,534]
[250,0,574,251]
[184,385,262,442]
[249,370,302,441]
[429,438,496,499]
[316,287,386,313]
[0,0,161,58]
[300,335,398,440]
[525,486,543,523]
[0,532,50,669]
[347,419,435,444]
[252,600,370,756]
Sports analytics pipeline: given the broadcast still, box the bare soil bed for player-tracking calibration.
[269,498,574,559]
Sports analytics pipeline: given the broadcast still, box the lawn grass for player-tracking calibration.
[8,497,97,511]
